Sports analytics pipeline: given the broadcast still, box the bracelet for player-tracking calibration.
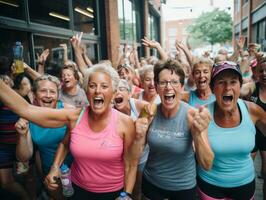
[38,61,45,65]
[123,191,133,198]
[50,165,59,171]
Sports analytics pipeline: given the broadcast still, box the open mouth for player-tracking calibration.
[198,80,207,86]
[222,95,233,103]
[42,100,53,107]
[93,97,104,108]
[114,97,123,104]
[164,93,175,102]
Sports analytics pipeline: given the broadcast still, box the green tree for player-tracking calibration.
[187,9,232,46]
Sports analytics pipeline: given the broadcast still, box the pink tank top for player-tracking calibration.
[70,107,124,192]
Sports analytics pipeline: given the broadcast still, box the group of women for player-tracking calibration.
[1,43,266,200]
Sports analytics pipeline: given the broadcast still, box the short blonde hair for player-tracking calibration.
[83,64,120,92]
[192,57,213,73]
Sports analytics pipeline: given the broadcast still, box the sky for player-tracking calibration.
[162,0,234,21]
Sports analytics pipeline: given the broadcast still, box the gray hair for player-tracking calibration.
[32,74,61,94]
[138,64,154,81]
[83,63,120,92]
[117,79,131,93]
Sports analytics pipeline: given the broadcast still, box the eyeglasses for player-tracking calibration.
[158,80,180,88]
[117,86,129,92]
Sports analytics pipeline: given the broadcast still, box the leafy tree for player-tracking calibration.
[187,9,232,46]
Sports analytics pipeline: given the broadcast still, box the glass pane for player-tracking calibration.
[29,0,69,29]
[73,0,96,34]
[0,28,30,65]
[124,0,133,41]
[33,35,71,77]
[84,43,98,64]
[0,0,24,20]
[118,0,125,40]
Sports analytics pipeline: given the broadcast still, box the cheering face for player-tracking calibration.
[61,68,78,90]
[87,72,114,115]
[118,68,133,84]
[142,71,157,96]
[258,62,266,86]
[114,86,130,111]
[35,80,58,108]
[193,63,211,91]
[213,71,241,112]
[18,77,32,97]
[156,69,183,112]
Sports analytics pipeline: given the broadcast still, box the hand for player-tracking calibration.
[188,106,211,136]
[15,118,29,136]
[37,49,49,65]
[175,39,186,50]
[70,32,83,50]
[237,36,245,50]
[141,36,160,49]
[59,43,67,51]
[44,166,60,191]
[135,118,149,140]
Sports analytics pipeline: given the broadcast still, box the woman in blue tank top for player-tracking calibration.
[182,57,216,107]
[135,59,214,200]
[197,61,266,200]
[15,75,73,199]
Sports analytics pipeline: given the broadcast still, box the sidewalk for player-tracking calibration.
[254,154,263,200]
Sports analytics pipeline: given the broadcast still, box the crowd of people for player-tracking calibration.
[0,32,266,200]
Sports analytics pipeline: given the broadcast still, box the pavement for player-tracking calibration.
[254,154,264,200]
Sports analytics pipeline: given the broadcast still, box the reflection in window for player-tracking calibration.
[0,0,24,20]
[0,28,29,65]
[33,35,71,77]
[29,0,69,29]
[73,0,96,34]
[118,0,139,42]
[149,13,160,56]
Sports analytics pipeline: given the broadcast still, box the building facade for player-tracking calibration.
[233,0,266,51]
[0,0,164,76]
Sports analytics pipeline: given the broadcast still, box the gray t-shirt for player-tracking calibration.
[143,101,196,191]
[59,85,88,108]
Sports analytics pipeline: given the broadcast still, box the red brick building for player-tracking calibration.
[233,0,266,51]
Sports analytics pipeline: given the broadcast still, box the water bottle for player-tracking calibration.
[12,41,24,74]
[60,164,74,197]
[116,192,132,200]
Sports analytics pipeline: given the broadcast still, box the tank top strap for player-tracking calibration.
[75,107,87,126]
[129,98,139,120]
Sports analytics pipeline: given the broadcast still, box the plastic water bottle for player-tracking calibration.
[116,192,132,200]
[12,41,24,74]
[60,164,74,197]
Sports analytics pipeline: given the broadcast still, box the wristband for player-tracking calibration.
[120,191,132,198]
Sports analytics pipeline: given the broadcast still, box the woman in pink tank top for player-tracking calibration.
[0,63,140,200]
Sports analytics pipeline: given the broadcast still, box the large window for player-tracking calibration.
[118,0,140,42]
[29,0,69,29]
[73,0,97,34]
[0,0,24,20]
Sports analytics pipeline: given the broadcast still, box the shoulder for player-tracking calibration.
[244,100,264,124]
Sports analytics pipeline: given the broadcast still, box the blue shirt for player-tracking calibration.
[188,90,216,107]
[198,99,255,187]
[29,101,72,174]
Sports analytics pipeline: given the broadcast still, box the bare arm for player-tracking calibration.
[0,79,79,128]
[141,36,168,61]
[44,129,70,191]
[15,118,33,162]
[246,101,266,136]
[36,49,49,75]
[23,62,41,81]
[71,32,89,77]
[188,106,214,170]
[59,44,68,63]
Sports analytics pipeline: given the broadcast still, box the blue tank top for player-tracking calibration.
[144,102,196,190]
[188,90,216,107]
[29,101,72,174]
[198,99,256,187]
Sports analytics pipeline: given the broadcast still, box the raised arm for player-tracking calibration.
[59,44,68,64]
[36,49,49,75]
[141,36,168,61]
[188,106,214,170]
[23,62,41,80]
[15,118,33,162]
[44,129,70,191]
[0,79,79,128]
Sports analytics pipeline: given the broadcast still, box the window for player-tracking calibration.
[33,35,71,77]
[73,0,97,34]
[29,0,69,29]
[118,0,140,42]
[149,13,160,56]
[169,28,177,37]
[0,0,24,20]
[234,0,240,13]
[0,28,30,64]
